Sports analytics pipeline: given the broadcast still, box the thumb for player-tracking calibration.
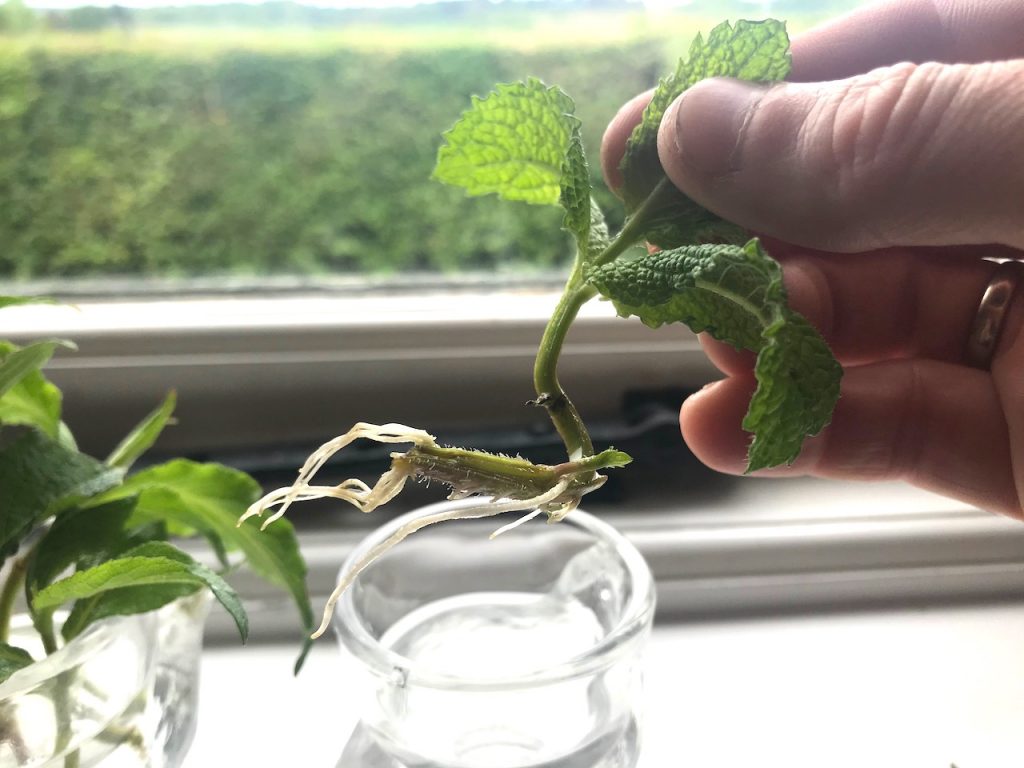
[657,61,1024,252]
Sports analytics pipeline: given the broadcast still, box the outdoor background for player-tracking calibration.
[0,0,862,282]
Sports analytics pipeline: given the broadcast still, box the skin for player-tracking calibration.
[600,0,1024,519]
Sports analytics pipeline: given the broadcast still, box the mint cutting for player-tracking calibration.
[244,18,842,638]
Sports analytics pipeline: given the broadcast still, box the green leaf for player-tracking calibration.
[26,499,136,597]
[433,78,577,206]
[585,199,611,261]
[558,126,591,246]
[0,369,63,439]
[0,643,34,684]
[557,128,613,268]
[62,582,199,642]
[106,391,177,470]
[619,19,791,244]
[577,448,633,472]
[34,541,248,643]
[0,341,69,439]
[91,460,313,646]
[587,239,840,471]
[587,239,784,348]
[0,340,73,402]
[744,312,842,472]
[0,426,123,564]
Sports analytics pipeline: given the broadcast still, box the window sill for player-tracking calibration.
[2,292,713,455]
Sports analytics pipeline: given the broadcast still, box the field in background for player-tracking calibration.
[0,4,857,282]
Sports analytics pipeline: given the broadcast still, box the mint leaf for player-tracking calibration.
[559,126,591,246]
[26,499,135,597]
[587,239,840,470]
[744,313,842,472]
[0,357,62,441]
[0,340,73,440]
[33,554,198,611]
[92,460,313,652]
[0,340,73,403]
[586,200,611,261]
[0,643,34,684]
[435,78,611,267]
[587,239,784,349]
[34,541,248,643]
[106,391,176,471]
[558,128,614,267]
[0,426,123,564]
[62,582,199,642]
[619,19,790,245]
[434,78,577,206]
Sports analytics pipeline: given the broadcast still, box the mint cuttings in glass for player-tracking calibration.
[245,18,842,638]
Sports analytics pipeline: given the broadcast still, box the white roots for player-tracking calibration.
[310,478,573,638]
[238,423,436,530]
[236,422,580,640]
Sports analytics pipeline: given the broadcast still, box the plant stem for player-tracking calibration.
[533,179,680,460]
[35,611,80,768]
[0,556,27,643]
[533,261,597,460]
[592,177,675,267]
[36,610,58,655]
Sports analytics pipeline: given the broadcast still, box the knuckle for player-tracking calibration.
[792,62,961,248]
[825,63,933,197]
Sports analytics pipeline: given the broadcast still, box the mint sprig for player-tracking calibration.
[435,18,840,471]
[244,17,842,642]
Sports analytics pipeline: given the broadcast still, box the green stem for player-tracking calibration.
[533,178,681,460]
[0,556,27,643]
[36,611,80,768]
[592,177,676,267]
[533,261,596,460]
[36,609,57,655]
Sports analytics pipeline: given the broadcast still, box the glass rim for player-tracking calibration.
[0,610,153,700]
[333,499,656,691]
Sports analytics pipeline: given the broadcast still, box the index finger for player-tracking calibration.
[790,0,1024,82]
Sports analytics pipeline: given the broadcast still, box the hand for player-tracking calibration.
[601,0,1024,518]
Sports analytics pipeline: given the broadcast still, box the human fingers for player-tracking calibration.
[790,0,1024,82]
[600,1,1024,195]
[658,60,1024,252]
[679,360,1020,518]
[700,247,1013,377]
[601,89,652,193]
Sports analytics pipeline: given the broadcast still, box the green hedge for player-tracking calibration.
[0,44,667,278]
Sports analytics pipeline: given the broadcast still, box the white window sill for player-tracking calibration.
[193,599,1024,767]
[1,292,712,455]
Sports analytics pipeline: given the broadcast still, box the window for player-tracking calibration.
[5,0,1019,641]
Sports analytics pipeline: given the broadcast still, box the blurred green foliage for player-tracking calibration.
[0,42,666,279]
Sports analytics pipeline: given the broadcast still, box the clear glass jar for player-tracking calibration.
[0,592,210,768]
[335,500,656,768]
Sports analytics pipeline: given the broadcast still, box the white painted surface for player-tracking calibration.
[193,603,1024,767]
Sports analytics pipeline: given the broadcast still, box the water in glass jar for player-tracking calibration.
[368,591,638,768]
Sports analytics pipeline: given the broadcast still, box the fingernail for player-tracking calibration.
[666,78,765,177]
